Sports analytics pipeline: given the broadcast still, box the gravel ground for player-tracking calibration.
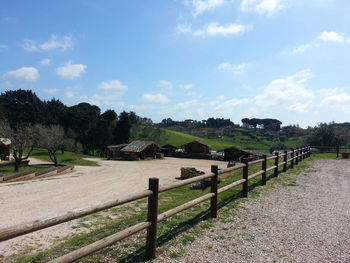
[154,159,350,263]
[0,157,227,261]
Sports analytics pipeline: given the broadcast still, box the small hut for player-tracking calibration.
[181,140,210,154]
[0,138,11,161]
[217,146,264,162]
[160,144,178,157]
[121,140,160,160]
[106,144,128,159]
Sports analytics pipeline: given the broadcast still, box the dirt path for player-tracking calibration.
[0,157,227,261]
[154,159,350,263]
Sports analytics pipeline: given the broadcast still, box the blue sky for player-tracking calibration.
[1,0,350,127]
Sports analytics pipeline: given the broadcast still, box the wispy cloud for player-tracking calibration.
[39,58,51,66]
[142,93,170,104]
[185,0,227,17]
[43,88,59,94]
[98,80,128,91]
[217,62,247,74]
[177,22,253,37]
[291,31,349,54]
[241,0,284,16]
[21,34,73,52]
[56,61,87,80]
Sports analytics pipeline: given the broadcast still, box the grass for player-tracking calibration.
[13,152,334,263]
[30,148,99,166]
[159,129,304,152]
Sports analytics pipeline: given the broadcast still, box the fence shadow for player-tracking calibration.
[118,178,265,263]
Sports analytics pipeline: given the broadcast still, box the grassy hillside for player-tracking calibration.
[132,125,305,152]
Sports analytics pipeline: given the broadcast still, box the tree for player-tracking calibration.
[305,123,350,147]
[114,111,132,144]
[0,89,45,128]
[38,125,73,166]
[0,120,38,172]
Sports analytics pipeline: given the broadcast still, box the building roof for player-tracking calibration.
[180,140,211,148]
[160,144,178,149]
[107,144,128,150]
[0,138,11,146]
[121,140,159,153]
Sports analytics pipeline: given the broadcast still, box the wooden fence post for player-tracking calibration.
[274,152,279,177]
[242,159,249,198]
[262,155,267,185]
[295,148,299,165]
[299,147,303,162]
[283,150,288,172]
[309,146,311,157]
[291,148,294,168]
[210,165,218,218]
[146,178,159,259]
[336,146,339,158]
[303,147,306,160]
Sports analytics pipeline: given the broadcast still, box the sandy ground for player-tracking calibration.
[153,159,350,263]
[0,157,227,261]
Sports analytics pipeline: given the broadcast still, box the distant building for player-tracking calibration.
[106,144,128,159]
[217,146,264,162]
[0,138,11,161]
[121,140,160,160]
[160,144,178,157]
[181,140,211,154]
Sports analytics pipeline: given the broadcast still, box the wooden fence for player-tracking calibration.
[0,146,311,262]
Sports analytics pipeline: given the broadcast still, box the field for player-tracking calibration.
[158,128,304,152]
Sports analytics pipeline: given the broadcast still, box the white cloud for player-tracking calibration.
[158,80,173,90]
[317,31,345,43]
[286,102,311,113]
[217,62,247,74]
[98,80,128,91]
[179,84,193,90]
[291,31,349,55]
[3,67,39,82]
[43,88,59,94]
[21,34,73,52]
[214,98,249,114]
[56,62,87,80]
[320,92,350,111]
[291,43,320,54]
[142,93,170,104]
[185,0,226,16]
[193,22,253,37]
[174,100,198,110]
[253,69,314,109]
[158,80,193,90]
[0,44,8,52]
[241,0,283,15]
[39,58,51,66]
[64,90,76,99]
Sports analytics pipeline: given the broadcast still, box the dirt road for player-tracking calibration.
[154,159,350,263]
[0,157,227,261]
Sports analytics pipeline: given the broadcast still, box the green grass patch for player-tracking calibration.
[30,148,99,166]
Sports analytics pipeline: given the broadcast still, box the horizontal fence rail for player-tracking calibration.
[0,146,313,262]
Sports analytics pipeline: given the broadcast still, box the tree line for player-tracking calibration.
[159,117,234,128]
[0,89,142,170]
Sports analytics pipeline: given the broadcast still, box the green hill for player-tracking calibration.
[131,125,304,152]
